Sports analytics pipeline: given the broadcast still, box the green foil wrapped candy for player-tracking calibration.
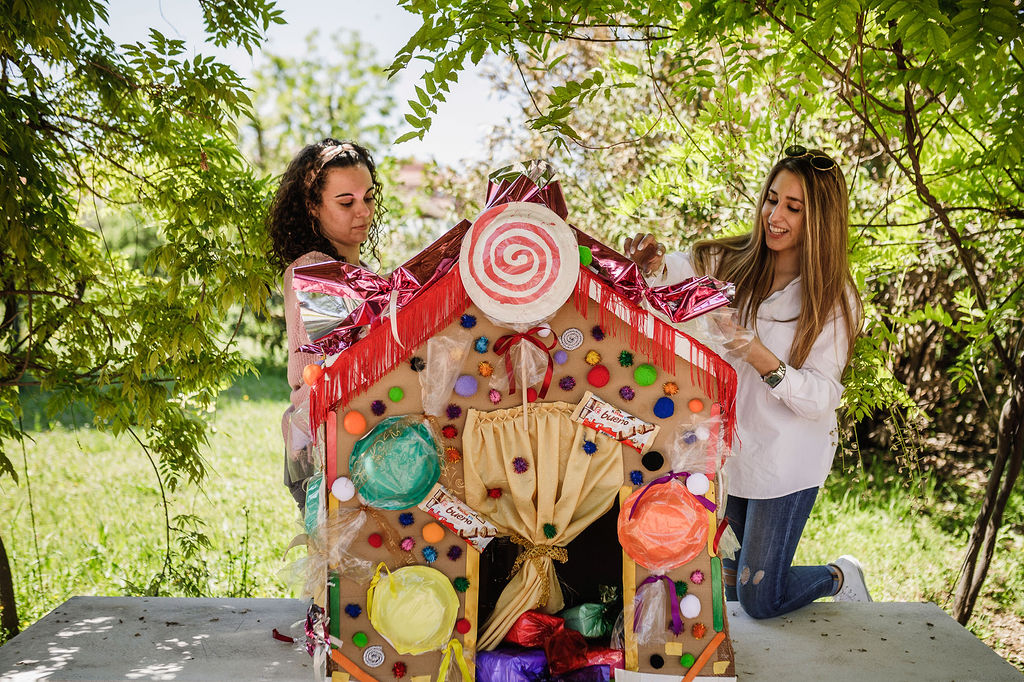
[349,416,441,510]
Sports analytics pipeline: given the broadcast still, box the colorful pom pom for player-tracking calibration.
[526,387,538,402]
[344,603,362,618]
[393,662,407,679]
[370,400,386,416]
[649,654,665,669]
[680,653,696,668]
[618,350,634,367]
[584,350,602,365]
[368,533,383,548]
[543,523,557,539]
[454,374,478,397]
[488,389,502,404]
[422,546,438,563]
[582,440,597,455]
[559,376,577,391]
[662,381,679,396]
[683,430,698,444]
[445,446,462,463]
[388,386,404,402]
[474,336,489,353]
[446,404,462,419]
[675,580,688,597]
[641,450,664,471]
[455,618,471,635]
[691,623,707,639]
[630,470,643,486]
[352,631,369,647]
[634,363,657,386]
[398,512,414,526]
[453,577,470,592]
[442,424,458,439]
[587,364,610,387]
[591,325,605,341]
[400,537,415,551]
[447,545,463,561]
[690,569,705,584]
[688,398,705,413]
[478,361,494,377]
[653,396,675,418]
[579,245,593,267]
[460,314,477,328]
[553,350,568,365]
[422,522,445,544]
[410,356,425,371]
[487,487,503,499]
[512,456,529,474]
[619,386,635,401]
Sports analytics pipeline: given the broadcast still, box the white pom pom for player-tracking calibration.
[680,593,702,619]
[331,476,356,502]
[686,472,710,496]
[695,425,711,441]
[536,326,552,338]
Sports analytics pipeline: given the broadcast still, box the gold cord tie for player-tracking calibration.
[508,534,568,606]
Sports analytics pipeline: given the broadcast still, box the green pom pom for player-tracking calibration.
[453,577,470,592]
[543,523,557,539]
[579,245,593,267]
[634,363,657,386]
[680,653,696,668]
[388,386,405,402]
[618,350,634,367]
[352,631,368,647]
[675,580,688,598]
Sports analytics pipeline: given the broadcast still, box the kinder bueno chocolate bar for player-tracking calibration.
[570,391,660,453]
[418,483,498,551]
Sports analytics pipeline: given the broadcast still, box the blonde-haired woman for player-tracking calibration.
[625,146,870,618]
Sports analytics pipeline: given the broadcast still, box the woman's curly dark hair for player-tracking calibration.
[267,138,387,269]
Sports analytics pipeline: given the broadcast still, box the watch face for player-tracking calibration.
[764,372,783,388]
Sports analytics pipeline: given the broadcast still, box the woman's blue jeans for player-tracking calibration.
[722,487,836,619]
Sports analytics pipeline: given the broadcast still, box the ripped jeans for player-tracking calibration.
[722,487,836,619]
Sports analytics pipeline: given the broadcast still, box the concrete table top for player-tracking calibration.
[0,597,1020,680]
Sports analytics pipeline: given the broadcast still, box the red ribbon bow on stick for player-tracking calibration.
[493,327,557,399]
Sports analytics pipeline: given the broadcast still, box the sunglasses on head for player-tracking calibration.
[785,145,837,172]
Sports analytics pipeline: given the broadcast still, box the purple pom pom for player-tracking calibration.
[446,403,462,419]
[512,456,529,474]
[619,386,636,401]
[559,376,577,391]
[591,325,605,341]
[370,400,386,416]
[447,545,463,561]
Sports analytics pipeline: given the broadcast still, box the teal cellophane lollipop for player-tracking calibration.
[349,416,441,510]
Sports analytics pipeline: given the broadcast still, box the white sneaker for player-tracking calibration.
[831,555,873,602]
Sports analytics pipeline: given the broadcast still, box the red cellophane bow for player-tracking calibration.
[493,326,557,399]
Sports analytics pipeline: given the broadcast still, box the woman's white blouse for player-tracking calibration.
[654,251,851,499]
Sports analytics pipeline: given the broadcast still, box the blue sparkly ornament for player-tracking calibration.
[460,314,477,328]
[630,470,644,485]
[398,512,415,526]
[422,546,438,563]
[474,336,489,353]
[344,603,362,618]
[582,440,598,455]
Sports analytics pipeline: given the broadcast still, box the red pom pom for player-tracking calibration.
[587,364,610,387]
[441,424,458,439]
[367,533,383,548]
[392,661,407,678]
[455,618,472,634]
[488,487,502,499]
[526,387,538,402]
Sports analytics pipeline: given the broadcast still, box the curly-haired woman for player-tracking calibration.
[267,139,387,508]
[624,146,870,618]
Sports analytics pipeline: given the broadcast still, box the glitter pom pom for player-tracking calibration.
[447,545,463,561]
[691,623,707,639]
[344,603,362,618]
[400,537,415,551]
[663,381,679,396]
[675,580,688,597]
[630,470,643,485]
[543,523,557,539]
[393,662,407,679]
[370,400,386,416]
[453,577,470,592]
[584,350,601,365]
[460,314,477,328]
[478,361,494,377]
[398,512,414,526]
[689,569,705,584]
[422,546,438,563]
[487,487,503,499]
[512,456,529,474]
[582,440,598,455]
[488,389,501,404]
[619,386,636,401]
[442,424,458,439]
[445,447,462,463]
[559,376,577,391]
[446,403,462,419]
[410,356,425,372]
[474,336,489,353]
[618,350,634,367]
[591,325,605,340]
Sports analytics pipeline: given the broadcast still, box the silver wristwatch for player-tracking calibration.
[761,361,786,388]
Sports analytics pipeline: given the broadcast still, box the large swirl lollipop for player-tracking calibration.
[459,202,580,326]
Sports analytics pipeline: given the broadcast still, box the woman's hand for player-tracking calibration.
[623,232,666,278]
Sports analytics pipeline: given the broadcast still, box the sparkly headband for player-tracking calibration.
[306,143,359,189]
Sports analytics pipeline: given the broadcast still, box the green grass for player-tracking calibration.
[2,374,1022,672]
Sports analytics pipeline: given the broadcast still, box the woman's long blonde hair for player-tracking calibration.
[692,152,862,369]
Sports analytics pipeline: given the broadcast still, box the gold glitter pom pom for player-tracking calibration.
[662,381,679,396]
[478,361,494,377]
[585,350,602,366]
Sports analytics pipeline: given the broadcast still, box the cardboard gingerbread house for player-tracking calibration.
[293,173,739,682]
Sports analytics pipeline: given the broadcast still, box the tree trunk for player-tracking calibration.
[0,532,18,639]
[952,387,1024,623]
